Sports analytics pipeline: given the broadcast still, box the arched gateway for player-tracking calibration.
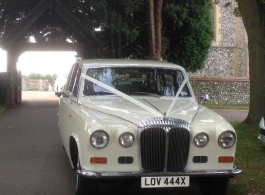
[0,0,102,107]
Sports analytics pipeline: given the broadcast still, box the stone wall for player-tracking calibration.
[189,77,249,104]
[191,0,248,77]
[22,78,49,91]
[188,0,249,105]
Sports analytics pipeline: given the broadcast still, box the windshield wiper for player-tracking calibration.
[87,91,115,96]
[130,92,160,98]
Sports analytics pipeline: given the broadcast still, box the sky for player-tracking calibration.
[0,48,77,76]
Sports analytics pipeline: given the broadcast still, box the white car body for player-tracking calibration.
[58,59,241,194]
[259,117,265,143]
[54,74,68,96]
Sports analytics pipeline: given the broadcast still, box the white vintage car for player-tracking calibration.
[259,117,265,143]
[58,59,241,195]
[54,74,68,96]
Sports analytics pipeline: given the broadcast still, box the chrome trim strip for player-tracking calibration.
[138,118,190,132]
[77,167,242,178]
[164,129,169,172]
[142,99,163,115]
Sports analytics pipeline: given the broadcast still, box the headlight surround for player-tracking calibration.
[218,131,236,149]
[119,132,135,148]
[90,130,109,149]
[194,133,209,147]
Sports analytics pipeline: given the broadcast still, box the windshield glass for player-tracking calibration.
[83,67,191,97]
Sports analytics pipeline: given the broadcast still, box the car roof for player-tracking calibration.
[76,59,186,72]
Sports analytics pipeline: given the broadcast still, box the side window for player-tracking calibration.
[64,63,82,99]
[67,64,79,93]
[72,67,82,97]
[175,71,191,97]
[64,66,74,93]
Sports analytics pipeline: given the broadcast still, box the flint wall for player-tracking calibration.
[189,77,249,104]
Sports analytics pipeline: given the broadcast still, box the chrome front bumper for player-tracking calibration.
[77,166,241,179]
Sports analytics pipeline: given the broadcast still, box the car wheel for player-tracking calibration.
[75,159,98,195]
[199,177,229,195]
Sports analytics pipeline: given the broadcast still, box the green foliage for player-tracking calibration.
[62,0,146,58]
[205,103,249,110]
[0,72,16,85]
[0,105,5,113]
[1,0,213,71]
[163,0,214,72]
[223,1,241,17]
[0,0,40,38]
[233,7,241,17]
[224,2,232,7]
[24,73,57,84]
[61,0,213,69]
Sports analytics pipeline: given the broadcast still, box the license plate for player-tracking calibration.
[141,176,189,188]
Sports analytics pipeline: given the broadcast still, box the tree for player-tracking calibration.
[0,0,55,40]
[53,0,214,69]
[1,0,213,72]
[236,0,265,124]
[148,0,156,59]
[163,0,214,72]
[25,73,58,84]
[147,0,163,60]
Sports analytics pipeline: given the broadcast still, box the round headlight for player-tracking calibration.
[194,133,209,147]
[218,131,236,149]
[119,132,135,148]
[90,130,109,149]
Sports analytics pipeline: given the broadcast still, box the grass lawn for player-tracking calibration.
[0,105,5,114]
[228,123,265,195]
[204,104,249,110]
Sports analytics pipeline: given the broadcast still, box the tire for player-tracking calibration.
[75,159,98,195]
[199,177,229,195]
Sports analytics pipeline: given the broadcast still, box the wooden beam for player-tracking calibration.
[0,0,49,48]
[16,42,84,52]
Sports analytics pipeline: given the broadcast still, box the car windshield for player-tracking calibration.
[83,67,191,97]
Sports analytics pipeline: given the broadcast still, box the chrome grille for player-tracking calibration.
[140,128,166,172]
[168,128,190,171]
[139,118,190,172]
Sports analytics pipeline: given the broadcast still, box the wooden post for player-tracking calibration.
[5,49,21,107]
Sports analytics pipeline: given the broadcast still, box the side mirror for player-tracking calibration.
[200,94,210,105]
[68,92,73,99]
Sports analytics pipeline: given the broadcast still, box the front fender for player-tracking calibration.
[187,106,237,171]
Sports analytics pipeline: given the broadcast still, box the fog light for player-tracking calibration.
[90,157,107,164]
[218,156,234,163]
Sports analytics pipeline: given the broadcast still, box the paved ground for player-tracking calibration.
[0,91,248,195]
[212,109,248,123]
[0,92,75,195]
